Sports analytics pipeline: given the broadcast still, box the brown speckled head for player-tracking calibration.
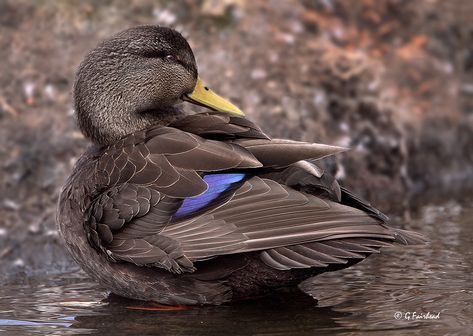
[73,26,198,146]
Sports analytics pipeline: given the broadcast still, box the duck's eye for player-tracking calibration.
[165,54,177,61]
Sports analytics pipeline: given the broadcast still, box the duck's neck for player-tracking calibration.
[78,105,186,147]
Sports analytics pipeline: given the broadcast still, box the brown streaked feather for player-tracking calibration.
[257,232,426,271]
[260,239,375,271]
[263,160,389,222]
[163,214,247,260]
[169,112,270,140]
[107,237,195,273]
[391,229,427,245]
[96,125,262,191]
[87,114,423,277]
[262,160,342,202]
[87,124,266,273]
[234,138,348,168]
[340,186,389,222]
[161,177,413,262]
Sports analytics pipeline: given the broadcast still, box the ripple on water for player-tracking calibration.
[0,202,472,336]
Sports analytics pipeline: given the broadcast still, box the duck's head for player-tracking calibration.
[74,25,243,146]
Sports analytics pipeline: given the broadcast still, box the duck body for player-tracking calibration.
[57,26,424,305]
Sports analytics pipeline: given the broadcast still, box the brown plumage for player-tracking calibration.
[57,26,425,305]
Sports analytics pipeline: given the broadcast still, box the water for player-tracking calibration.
[1,200,472,336]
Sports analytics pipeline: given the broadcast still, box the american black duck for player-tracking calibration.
[57,26,425,305]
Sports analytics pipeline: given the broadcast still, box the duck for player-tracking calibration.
[57,25,425,306]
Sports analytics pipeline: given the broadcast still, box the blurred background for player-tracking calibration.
[1,0,473,301]
[2,1,473,335]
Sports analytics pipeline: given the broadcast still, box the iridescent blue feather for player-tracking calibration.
[174,173,246,218]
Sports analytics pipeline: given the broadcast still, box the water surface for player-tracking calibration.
[1,200,472,335]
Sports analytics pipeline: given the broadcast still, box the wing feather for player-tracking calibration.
[161,177,410,263]
[234,139,348,167]
[87,114,424,277]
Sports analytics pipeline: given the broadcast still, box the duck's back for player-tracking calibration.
[58,112,424,305]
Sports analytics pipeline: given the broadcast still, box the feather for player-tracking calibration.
[234,138,348,167]
[85,113,425,277]
[174,173,246,218]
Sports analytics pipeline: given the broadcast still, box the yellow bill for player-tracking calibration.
[182,78,244,116]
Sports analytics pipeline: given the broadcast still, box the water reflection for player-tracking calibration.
[0,201,472,336]
[75,293,350,336]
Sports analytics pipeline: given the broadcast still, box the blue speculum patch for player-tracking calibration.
[173,173,246,218]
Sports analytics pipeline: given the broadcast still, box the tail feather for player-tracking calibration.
[392,228,428,245]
